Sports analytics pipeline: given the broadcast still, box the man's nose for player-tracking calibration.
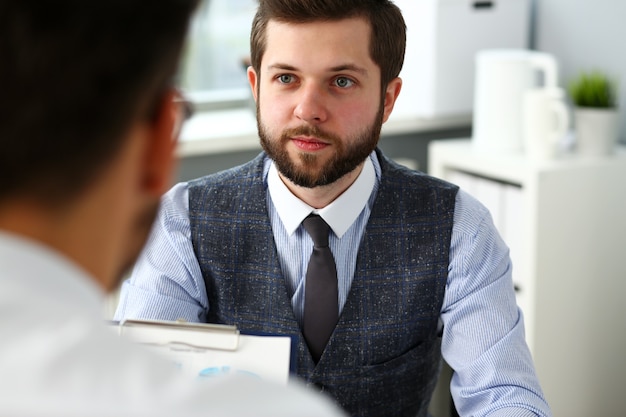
[293,84,328,123]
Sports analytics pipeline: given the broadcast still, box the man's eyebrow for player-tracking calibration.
[329,64,368,76]
[266,63,369,76]
[266,63,298,71]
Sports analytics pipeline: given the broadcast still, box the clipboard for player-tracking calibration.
[111,319,293,384]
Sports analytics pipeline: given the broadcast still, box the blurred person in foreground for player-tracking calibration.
[0,1,345,416]
[116,0,552,416]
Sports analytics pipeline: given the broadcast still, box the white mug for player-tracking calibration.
[473,49,559,153]
[523,87,570,160]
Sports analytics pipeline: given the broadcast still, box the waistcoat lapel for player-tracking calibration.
[188,154,300,334]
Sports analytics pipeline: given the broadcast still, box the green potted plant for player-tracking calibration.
[567,71,619,156]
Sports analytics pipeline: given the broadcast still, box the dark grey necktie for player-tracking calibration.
[302,214,338,363]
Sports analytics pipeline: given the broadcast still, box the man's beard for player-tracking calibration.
[257,100,384,188]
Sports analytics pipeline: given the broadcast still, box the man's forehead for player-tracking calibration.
[264,16,371,36]
[262,17,372,57]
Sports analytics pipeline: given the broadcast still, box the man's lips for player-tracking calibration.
[291,136,331,151]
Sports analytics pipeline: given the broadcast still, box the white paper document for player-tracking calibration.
[112,319,293,385]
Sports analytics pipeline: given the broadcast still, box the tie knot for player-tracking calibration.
[303,214,330,248]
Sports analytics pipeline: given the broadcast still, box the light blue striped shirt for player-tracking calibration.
[115,152,551,416]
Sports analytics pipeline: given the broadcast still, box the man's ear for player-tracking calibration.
[142,90,178,196]
[381,77,402,124]
[247,66,259,102]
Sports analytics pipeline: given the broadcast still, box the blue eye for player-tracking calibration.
[335,77,354,88]
[278,74,294,84]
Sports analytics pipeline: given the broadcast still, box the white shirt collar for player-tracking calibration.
[267,156,376,238]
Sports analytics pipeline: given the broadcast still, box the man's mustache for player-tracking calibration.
[280,125,340,144]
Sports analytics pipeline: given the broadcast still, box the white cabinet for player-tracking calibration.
[428,139,626,417]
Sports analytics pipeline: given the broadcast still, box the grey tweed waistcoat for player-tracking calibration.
[188,149,458,417]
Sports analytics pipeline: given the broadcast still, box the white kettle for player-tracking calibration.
[472,49,560,153]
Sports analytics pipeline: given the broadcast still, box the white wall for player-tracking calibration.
[534,0,626,143]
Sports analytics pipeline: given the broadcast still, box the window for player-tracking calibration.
[179,0,257,111]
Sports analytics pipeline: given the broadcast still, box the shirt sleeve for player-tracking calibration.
[441,189,551,417]
[114,182,208,323]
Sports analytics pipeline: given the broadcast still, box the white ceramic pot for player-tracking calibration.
[574,107,619,157]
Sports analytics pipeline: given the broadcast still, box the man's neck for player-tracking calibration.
[278,162,365,209]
